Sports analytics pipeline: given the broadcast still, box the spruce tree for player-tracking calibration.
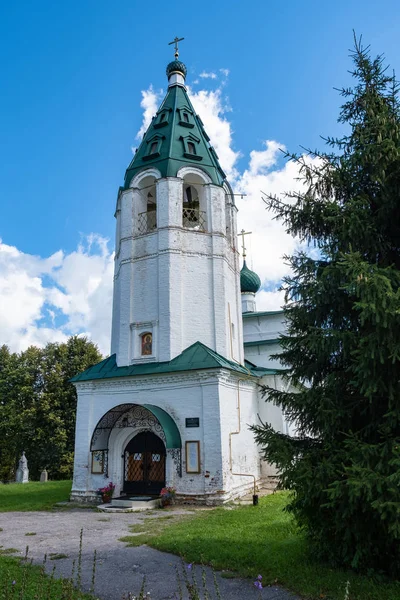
[253,37,400,576]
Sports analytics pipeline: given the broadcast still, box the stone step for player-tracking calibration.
[98,495,159,512]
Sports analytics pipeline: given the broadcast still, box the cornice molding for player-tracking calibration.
[74,369,226,394]
[114,247,236,281]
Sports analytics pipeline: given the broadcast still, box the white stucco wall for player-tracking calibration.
[110,171,243,367]
[243,311,286,343]
[218,375,262,499]
[71,370,234,503]
[243,311,286,369]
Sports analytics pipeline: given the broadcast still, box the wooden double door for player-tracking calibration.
[123,431,166,495]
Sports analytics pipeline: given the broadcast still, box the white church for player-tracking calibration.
[70,45,290,505]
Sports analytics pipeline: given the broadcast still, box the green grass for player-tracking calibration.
[0,555,95,599]
[121,493,400,600]
[120,513,193,547]
[0,481,72,511]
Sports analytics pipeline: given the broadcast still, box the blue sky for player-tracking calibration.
[1,0,399,352]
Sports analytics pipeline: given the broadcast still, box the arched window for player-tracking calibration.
[187,141,196,155]
[149,141,158,154]
[136,174,157,234]
[182,173,207,231]
[141,332,153,356]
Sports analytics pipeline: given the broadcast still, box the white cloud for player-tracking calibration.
[235,140,308,288]
[0,236,113,354]
[136,86,163,139]
[199,71,217,79]
[256,289,286,312]
[188,86,240,181]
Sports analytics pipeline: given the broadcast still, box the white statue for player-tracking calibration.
[16,452,29,484]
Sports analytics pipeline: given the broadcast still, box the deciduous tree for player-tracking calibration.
[0,337,102,480]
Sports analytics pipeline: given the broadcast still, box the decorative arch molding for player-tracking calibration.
[117,426,166,451]
[90,403,181,452]
[223,181,235,204]
[177,165,213,185]
[129,167,162,189]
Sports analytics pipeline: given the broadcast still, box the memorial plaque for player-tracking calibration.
[185,417,200,428]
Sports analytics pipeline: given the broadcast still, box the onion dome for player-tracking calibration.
[240,261,261,294]
[166,60,187,80]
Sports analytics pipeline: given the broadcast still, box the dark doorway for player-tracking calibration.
[123,431,166,495]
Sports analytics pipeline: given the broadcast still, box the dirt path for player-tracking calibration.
[0,509,299,600]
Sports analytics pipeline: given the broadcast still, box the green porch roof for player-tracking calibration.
[124,83,226,188]
[70,341,251,383]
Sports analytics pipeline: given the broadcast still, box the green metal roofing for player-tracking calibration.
[242,310,284,318]
[142,404,181,448]
[70,341,251,383]
[124,83,226,188]
[166,60,187,78]
[249,366,281,376]
[244,338,280,347]
[244,359,281,377]
[240,260,261,294]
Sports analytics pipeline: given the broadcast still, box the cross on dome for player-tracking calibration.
[168,36,184,59]
[238,229,252,260]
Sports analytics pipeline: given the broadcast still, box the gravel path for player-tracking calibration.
[0,509,299,600]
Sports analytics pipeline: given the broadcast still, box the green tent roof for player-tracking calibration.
[70,341,251,383]
[124,83,226,188]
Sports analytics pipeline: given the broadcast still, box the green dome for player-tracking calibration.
[166,60,187,79]
[240,261,261,294]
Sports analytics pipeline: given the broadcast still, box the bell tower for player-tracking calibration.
[110,45,243,366]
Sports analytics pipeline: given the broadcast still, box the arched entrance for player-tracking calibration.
[90,403,182,497]
[123,431,166,495]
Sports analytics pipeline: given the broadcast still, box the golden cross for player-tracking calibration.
[237,229,252,259]
[168,36,184,59]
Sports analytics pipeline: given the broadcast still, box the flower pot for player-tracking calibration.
[102,495,112,503]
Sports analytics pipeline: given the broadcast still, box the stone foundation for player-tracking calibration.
[70,490,100,504]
